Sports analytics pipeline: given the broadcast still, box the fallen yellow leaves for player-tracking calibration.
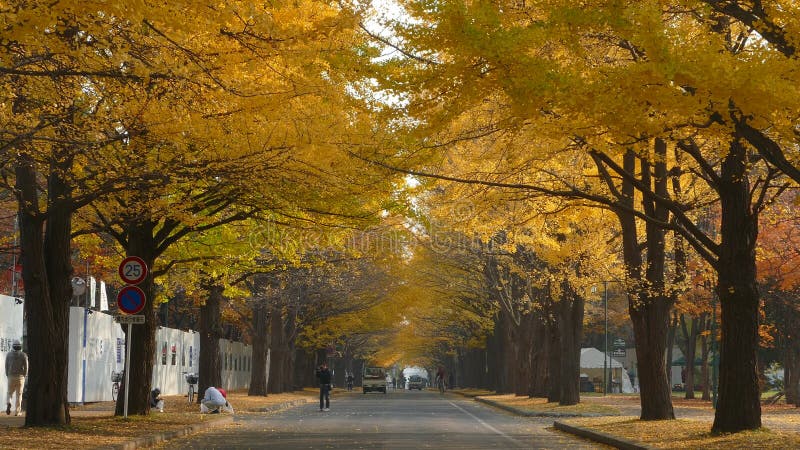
[562,416,800,449]
[0,391,313,449]
[477,393,622,415]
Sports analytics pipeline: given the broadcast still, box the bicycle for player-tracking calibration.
[436,376,446,394]
[111,371,123,401]
[184,372,198,403]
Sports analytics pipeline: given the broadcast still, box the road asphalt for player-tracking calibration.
[160,388,607,449]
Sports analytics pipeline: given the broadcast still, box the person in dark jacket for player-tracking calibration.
[315,363,332,411]
[346,372,354,391]
[149,388,164,412]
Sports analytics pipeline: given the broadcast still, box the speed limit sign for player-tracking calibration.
[118,256,148,285]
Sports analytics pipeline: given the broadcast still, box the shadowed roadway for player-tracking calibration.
[161,388,605,449]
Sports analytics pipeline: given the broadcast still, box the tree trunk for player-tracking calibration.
[197,284,223,400]
[529,313,549,397]
[485,332,500,391]
[267,303,287,393]
[558,284,584,406]
[616,145,675,420]
[679,315,700,399]
[515,313,533,396]
[495,315,513,393]
[700,313,711,401]
[17,156,72,426]
[666,311,678,387]
[248,301,270,396]
[293,349,313,388]
[546,315,561,403]
[712,140,761,432]
[630,297,675,420]
[493,316,514,393]
[115,224,158,416]
[785,350,800,406]
[283,308,297,391]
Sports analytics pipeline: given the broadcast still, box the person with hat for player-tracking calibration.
[5,339,27,416]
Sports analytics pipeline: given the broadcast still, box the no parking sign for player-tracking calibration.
[116,286,146,315]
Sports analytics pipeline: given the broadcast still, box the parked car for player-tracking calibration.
[363,367,387,394]
[407,375,425,390]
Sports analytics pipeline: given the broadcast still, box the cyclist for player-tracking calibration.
[435,367,446,393]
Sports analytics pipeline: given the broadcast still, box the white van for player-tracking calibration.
[362,367,387,394]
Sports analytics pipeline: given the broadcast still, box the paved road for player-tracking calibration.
[162,389,605,449]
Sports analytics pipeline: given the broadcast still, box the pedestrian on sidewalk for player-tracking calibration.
[316,362,332,411]
[5,339,27,416]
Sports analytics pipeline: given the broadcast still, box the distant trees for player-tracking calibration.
[372,0,800,432]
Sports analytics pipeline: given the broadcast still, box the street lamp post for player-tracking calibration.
[11,215,18,299]
[603,280,608,396]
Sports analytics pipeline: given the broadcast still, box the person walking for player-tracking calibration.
[316,362,332,411]
[5,340,27,416]
[346,372,354,391]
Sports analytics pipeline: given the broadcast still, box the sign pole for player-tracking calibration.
[124,322,133,418]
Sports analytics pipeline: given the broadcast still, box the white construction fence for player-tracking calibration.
[0,295,252,404]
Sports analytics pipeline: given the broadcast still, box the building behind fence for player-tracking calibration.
[0,296,251,404]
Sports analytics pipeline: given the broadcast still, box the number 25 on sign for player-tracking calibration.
[119,256,148,285]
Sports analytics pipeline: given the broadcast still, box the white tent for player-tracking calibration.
[580,347,634,393]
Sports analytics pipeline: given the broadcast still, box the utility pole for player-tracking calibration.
[711,290,718,408]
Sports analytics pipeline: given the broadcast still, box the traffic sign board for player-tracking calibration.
[117,285,146,315]
[119,256,148,285]
[115,315,145,324]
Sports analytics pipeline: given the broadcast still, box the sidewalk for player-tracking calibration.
[0,391,312,449]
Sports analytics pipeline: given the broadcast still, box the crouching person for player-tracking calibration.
[150,388,164,412]
[200,386,234,414]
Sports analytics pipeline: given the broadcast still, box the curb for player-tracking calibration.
[450,390,484,398]
[473,396,609,418]
[554,421,652,450]
[108,415,233,450]
[249,398,308,413]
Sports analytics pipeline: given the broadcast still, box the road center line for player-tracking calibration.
[448,401,525,448]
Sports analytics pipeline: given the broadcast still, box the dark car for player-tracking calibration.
[407,375,425,390]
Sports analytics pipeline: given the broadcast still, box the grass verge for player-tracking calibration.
[562,416,800,449]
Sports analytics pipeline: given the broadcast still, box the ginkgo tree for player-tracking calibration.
[367,0,799,432]
[2,0,393,422]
